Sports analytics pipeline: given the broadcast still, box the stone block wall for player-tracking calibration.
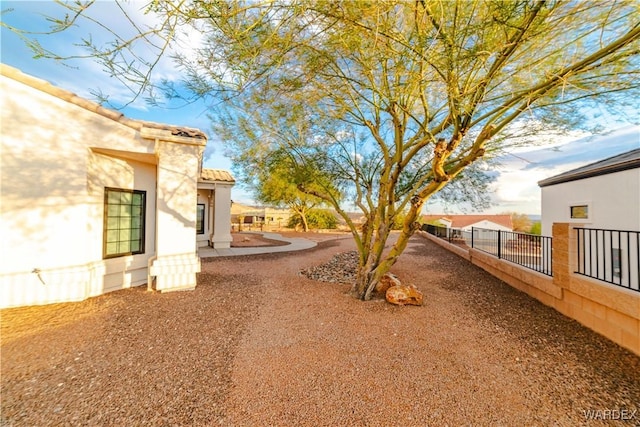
[418,223,640,356]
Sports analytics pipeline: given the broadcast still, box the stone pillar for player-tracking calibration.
[552,222,584,291]
[211,183,233,249]
[552,223,571,289]
[147,131,205,292]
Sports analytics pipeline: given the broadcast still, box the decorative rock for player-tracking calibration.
[300,251,358,284]
[374,272,402,296]
[386,284,423,306]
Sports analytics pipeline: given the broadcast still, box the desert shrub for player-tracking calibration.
[529,221,542,235]
[287,209,338,230]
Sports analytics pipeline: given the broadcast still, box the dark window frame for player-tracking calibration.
[103,187,146,259]
[197,203,205,235]
[570,205,589,219]
[612,247,622,279]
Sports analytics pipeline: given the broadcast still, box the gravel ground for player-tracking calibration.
[2,233,639,426]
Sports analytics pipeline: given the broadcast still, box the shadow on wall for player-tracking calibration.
[1,73,206,307]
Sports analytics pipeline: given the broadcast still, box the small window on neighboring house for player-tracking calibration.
[570,205,589,219]
[104,188,145,258]
[612,248,621,279]
[197,204,205,235]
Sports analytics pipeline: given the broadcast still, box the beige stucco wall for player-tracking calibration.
[149,138,203,292]
[211,184,233,249]
[0,69,204,307]
[88,152,157,293]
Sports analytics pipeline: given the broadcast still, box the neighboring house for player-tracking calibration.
[422,214,513,232]
[538,148,640,236]
[539,149,640,291]
[262,206,293,229]
[422,214,514,242]
[0,64,233,308]
[231,202,292,229]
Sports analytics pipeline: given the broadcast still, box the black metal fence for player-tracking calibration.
[575,228,640,293]
[471,228,553,276]
[421,224,553,276]
[421,224,472,244]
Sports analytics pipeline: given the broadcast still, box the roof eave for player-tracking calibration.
[538,159,640,187]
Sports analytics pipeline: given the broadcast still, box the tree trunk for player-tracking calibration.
[350,207,421,300]
[352,258,375,299]
[352,252,405,300]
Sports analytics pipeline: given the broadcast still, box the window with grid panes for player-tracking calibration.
[104,188,145,258]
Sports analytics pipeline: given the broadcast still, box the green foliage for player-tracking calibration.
[217,110,341,224]
[287,209,337,230]
[390,211,408,230]
[530,222,542,236]
[427,166,496,212]
[254,150,325,210]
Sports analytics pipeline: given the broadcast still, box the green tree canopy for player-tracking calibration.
[246,147,340,232]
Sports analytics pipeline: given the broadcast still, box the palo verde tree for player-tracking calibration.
[214,99,342,232]
[254,162,320,233]
[248,148,340,232]
[11,1,639,300]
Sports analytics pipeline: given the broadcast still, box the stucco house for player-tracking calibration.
[539,148,640,291]
[538,148,640,236]
[0,64,234,308]
[422,214,513,232]
[230,202,293,230]
[422,214,514,243]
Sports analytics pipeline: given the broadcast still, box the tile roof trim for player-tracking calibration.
[1,63,207,141]
[199,168,236,183]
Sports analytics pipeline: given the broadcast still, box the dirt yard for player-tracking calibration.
[2,233,639,426]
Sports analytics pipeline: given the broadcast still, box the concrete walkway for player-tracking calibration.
[198,232,317,257]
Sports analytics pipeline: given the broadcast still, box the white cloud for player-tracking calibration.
[485,125,640,214]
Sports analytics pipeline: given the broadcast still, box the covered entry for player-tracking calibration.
[197,169,235,249]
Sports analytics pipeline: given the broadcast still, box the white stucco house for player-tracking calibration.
[539,148,640,291]
[0,64,234,308]
[538,148,640,235]
[422,214,514,231]
[422,214,515,246]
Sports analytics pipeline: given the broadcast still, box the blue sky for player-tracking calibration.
[2,1,639,214]
[464,125,640,215]
[1,1,241,193]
